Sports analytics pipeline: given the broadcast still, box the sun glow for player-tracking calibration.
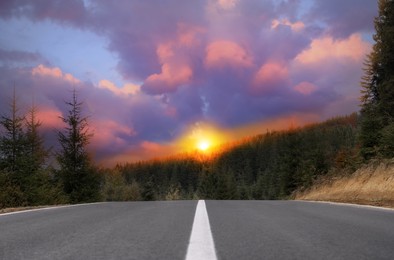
[197,140,211,151]
[176,122,230,154]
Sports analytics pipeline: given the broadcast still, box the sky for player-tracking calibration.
[0,0,378,166]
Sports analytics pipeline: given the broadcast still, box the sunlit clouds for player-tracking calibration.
[0,0,378,165]
[205,41,253,69]
[32,64,80,84]
[295,34,371,64]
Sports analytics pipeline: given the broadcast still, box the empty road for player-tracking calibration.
[1,200,393,260]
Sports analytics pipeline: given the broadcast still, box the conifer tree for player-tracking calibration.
[25,103,48,173]
[360,0,394,158]
[57,89,100,203]
[0,88,27,206]
[0,88,26,176]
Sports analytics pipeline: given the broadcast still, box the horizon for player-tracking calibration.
[0,0,377,166]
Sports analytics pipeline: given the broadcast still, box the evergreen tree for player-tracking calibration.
[0,88,26,174]
[57,89,100,203]
[360,0,394,158]
[0,88,28,206]
[25,103,48,173]
[141,178,155,201]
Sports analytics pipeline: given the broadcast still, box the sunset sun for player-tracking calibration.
[197,140,211,151]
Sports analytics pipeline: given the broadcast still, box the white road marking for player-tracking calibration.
[185,200,217,260]
[0,202,108,217]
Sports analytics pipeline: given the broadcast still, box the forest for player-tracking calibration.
[107,114,360,201]
[0,96,361,206]
[1,0,393,208]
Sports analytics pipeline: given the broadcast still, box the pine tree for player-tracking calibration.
[0,88,28,206]
[25,103,48,173]
[360,0,394,158]
[0,88,26,174]
[57,89,101,203]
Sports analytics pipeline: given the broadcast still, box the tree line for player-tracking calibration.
[0,89,100,208]
[114,114,360,201]
[0,88,362,206]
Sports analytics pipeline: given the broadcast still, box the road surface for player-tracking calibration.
[1,200,393,259]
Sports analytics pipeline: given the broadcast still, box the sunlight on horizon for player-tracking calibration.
[197,140,211,152]
[176,122,229,155]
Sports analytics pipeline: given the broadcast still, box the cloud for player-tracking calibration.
[0,0,377,164]
[294,82,317,95]
[0,49,43,63]
[306,0,377,38]
[90,119,136,149]
[177,23,206,47]
[36,106,63,129]
[295,34,370,64]
[271,19,305,32]
[142,63,193,94]
[217,0,239,10]
[0,0,87,26]
[98,79,140,96]
[251,61,289,95]
[205,41,253,69]
[32,64,80,84]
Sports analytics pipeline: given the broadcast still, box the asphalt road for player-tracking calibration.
[206,200,394,260]
[1,200,393,260]
[0,201,197,260]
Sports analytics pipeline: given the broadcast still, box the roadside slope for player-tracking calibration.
[294,159,394,208]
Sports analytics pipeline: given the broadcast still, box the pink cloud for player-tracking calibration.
[143,63,193,94]
[32,64,80,84]
[90,119,136,148]
[36,106,63,129]
[217,0,239,10]
[295,33,370,64]
[251,62,289,94]
[294,82,317,95]
[98,79,140,97]
[156,43,174,63]
[177,23,206,47]
[0,0,377,165]
[205,41,253,69]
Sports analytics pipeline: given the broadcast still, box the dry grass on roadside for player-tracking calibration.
[295,159,394,208]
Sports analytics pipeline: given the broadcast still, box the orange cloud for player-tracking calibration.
[271,19,305,32]
[295,33,370,64]
[251,62,288,94]
[98,79,140,96]
[294,81,317,95]
[205,40,253,69]
[32,64,80,84]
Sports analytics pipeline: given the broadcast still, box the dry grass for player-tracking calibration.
[295,159,394,208]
